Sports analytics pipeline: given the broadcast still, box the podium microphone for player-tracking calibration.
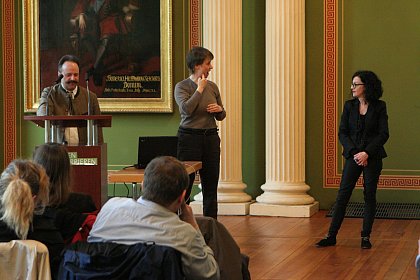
[55,74,64,84]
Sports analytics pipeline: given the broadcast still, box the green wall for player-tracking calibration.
[306,0,420,209]
[242,0,266,198]
[306,0,330,206]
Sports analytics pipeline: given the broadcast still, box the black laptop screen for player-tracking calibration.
[136,136,178,169]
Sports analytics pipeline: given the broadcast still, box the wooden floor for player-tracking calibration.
[218,211,419,280]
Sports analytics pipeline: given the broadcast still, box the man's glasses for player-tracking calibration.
[351,83,365,88]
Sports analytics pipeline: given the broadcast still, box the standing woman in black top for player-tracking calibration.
[316,70,389,249]
[174,47,226,219]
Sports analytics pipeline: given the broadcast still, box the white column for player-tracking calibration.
[249,0,319,217]
[190,0,252,215]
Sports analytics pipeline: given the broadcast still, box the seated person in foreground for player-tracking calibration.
[33,143,97,243]
[88,156,220,279]
[0,160,64,276]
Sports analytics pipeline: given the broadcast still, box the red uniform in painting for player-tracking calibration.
[71,0,137,39]
[70,0,139,85]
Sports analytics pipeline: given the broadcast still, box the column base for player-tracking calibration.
[190,201,253,215]
[249,201,319,217]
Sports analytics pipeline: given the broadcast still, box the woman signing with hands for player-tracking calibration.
[174,47,226,219]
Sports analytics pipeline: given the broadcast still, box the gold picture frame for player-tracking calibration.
[23,0,172,113]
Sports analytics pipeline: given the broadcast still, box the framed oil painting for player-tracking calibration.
[23,0,172,113]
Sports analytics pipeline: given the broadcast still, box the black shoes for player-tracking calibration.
[316,235,372,249]
[361,237,372,249]
[316,235,336,247]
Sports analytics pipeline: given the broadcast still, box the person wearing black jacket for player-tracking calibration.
[316,70,389,249]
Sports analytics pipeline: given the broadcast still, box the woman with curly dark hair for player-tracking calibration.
[316,70,389,249]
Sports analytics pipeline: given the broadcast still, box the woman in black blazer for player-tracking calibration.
[317,70,389,249]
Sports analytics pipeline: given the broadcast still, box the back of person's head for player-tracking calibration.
[33,143,71,206]
[0,160,49,239]
[142,156,189,207]
[186,46,214,74]
[58,54,80,72]
[352,70,383,102]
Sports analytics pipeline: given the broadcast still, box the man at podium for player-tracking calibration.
[37,54,103,145]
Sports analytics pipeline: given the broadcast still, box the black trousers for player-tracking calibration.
[177,128,221,219]
[328,157,383,238]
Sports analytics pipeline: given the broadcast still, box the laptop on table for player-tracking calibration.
[135,136,178,169]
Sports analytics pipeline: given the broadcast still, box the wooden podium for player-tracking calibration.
[24,115,112,209]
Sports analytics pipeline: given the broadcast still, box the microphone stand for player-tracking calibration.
[44,75,63,143]
[85,71,91,116]
[85,70,94,146]
[44,86,53,143]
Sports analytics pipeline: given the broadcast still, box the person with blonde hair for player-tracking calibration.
[0,160,49,239]
[0,159,64,277]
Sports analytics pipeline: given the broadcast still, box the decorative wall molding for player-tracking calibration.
[190,0,201,48]
[323,0,420,189]
[2,0,17,168]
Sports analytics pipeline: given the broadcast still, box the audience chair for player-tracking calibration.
[58,241,184,279]
[0,240,51,280]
